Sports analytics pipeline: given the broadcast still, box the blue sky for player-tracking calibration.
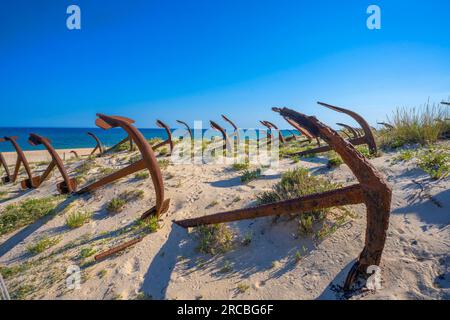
[1,0,449,129]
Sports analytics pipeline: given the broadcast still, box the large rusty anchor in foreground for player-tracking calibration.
[24,134,77,194]
[87,132,104,155]
[78,114,170,220]
[175,108,392,291]
[0,136,36,185]
[291,102,378,157]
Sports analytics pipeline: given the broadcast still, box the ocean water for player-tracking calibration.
[0,127,299,152]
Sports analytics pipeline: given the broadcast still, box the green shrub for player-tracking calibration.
[79,247,97,259]
[391,149,416,164]
[66,210,92,229]
[137,216,160,234]
[195,224,234,255]
[106,190,144,214]
[147,137,163,146]
[417,146,449,180]
[241,169,262,184]
[158,147,169,156]
[0,263,31,279]
[232,161,250,171]
[257,167,339,235]
[0,197,59,236]
[134,171,149,180]
[326,152,343,168]
[158,159,170,170]
[106,198,126,214]
[27,236,61,255]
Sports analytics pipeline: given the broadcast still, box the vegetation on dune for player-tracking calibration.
[377,103,449,149]
[417,146,450,180]
[66,210,92,229]
[134,171,150,180]
[106,197,126,214]
[195,224,234,255]
[231,161,250,171]
[326,152,343,169]
[107,189,145,214]
[240,168,262,184]
[257,167,345,236]
[390,145,449,180]
[136,215,160,234]
[27,236,61,255]
[0,197,61,236]
[158,159,170,170]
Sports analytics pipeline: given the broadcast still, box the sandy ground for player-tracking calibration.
[0,143,448,300]
[1,148,94,164]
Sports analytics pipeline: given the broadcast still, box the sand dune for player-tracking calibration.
[0,145,448,300]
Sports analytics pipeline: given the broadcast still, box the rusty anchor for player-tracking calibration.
[283,116,321,146]
[0,151,11,184]
[175,107,392,291]
[377,122,394,130]
[21,134,77,194]
[176,120,194,141]
[104,135,134,154]
[210,120,232,153]
[77,114,170,220]
[87,132,104,155]
[260,120,286,144]
[259,121,274,145]
[336,123,360,140]
[221,114,240,145]
[70,150,80,159]
[0,136,36,186]
[289,102,378,158]
[151,120,174,155]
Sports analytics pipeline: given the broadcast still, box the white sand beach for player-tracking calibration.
[0,144,448,300]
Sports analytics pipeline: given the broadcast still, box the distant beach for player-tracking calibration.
[0,127,298,152]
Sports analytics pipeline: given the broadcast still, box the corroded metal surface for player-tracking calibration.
[291,102,378,157]
[154,120,174,155]
[0,136,36,186]
[25,133,77,194]
[78,114,170,220]
[94,237,143,261]
[0,152,11,184]
[261,120,286,144]
[87,132,104,155]
[337,123,360,139]
[210,120,232,152]
[176,120,193,141]
[221,114,240,144]
[175,107,392,291]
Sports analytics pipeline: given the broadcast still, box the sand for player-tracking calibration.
[0,144,448,300]
[1,148,94,165]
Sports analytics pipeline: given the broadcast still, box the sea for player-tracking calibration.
[0,127,299,152]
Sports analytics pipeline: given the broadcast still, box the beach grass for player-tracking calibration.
[378,103,449,149]
[0,197,60,236]
[257,167,340,235]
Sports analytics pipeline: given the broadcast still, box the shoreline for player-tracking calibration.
[1,148,95,165]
